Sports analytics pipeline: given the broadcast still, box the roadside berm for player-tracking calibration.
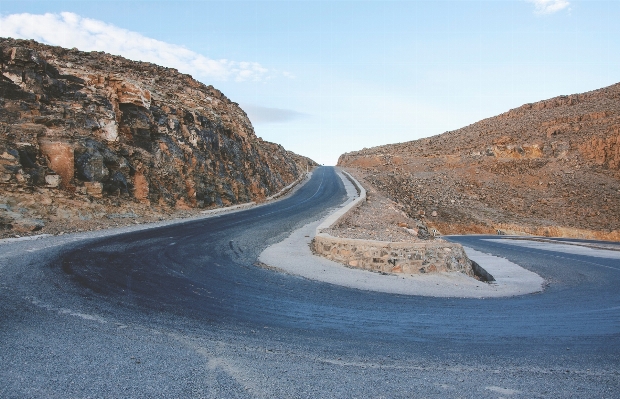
[259,169,544,297]
[311,169,480,279]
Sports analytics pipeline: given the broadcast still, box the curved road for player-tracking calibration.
[1,166,619,398]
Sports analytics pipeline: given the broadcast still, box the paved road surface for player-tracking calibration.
[1,166,618,398]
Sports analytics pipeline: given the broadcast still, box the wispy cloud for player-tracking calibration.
[0,12,269,82]
[241,105,308,124]
[526,0,570,14]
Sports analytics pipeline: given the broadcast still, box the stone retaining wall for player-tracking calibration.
[312,169,474,276]
[312,235,473,275]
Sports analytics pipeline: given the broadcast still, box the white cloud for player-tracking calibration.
[241,104,308,124]
[526,0,570,14]
[0,12,270,82]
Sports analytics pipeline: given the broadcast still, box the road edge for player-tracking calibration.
[0,170,314,248]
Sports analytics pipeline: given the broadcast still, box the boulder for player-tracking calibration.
[84,181,103,198]
[76,149,108,182]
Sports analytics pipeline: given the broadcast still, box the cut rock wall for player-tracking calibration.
[0,38,316,236]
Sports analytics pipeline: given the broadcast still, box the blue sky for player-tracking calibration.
[1,1,618,165]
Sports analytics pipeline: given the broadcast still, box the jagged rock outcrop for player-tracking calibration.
[338,83,620,241]
[0,38,316,236]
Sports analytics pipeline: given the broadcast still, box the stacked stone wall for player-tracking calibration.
[312,235,473,275]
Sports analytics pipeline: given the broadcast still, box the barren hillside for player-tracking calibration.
[339,83,620,240]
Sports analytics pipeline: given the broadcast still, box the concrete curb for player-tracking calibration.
[199,171,310,217]
[314,169,366,235]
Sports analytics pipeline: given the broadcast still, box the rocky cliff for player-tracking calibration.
[0,38,316,237]
[338,83,620,240]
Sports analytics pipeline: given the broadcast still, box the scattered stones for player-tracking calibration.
[84,182,103,198]
[325,175,425,242]
[12,218,45,232]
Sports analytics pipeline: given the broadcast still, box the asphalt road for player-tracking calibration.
[1,166,619,398]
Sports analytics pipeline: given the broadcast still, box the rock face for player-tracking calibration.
[0,38,315,236]
[338,83,620,241]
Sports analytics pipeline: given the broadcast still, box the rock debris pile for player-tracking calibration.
[316,172,474,276]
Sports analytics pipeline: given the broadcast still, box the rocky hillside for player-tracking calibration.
[0,38,315,237]
[339,83,620,241]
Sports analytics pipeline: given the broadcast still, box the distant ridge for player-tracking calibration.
[338,82,620,240]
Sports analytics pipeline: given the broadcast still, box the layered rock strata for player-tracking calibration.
[0,38,316,237]
[338,83,620,240]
